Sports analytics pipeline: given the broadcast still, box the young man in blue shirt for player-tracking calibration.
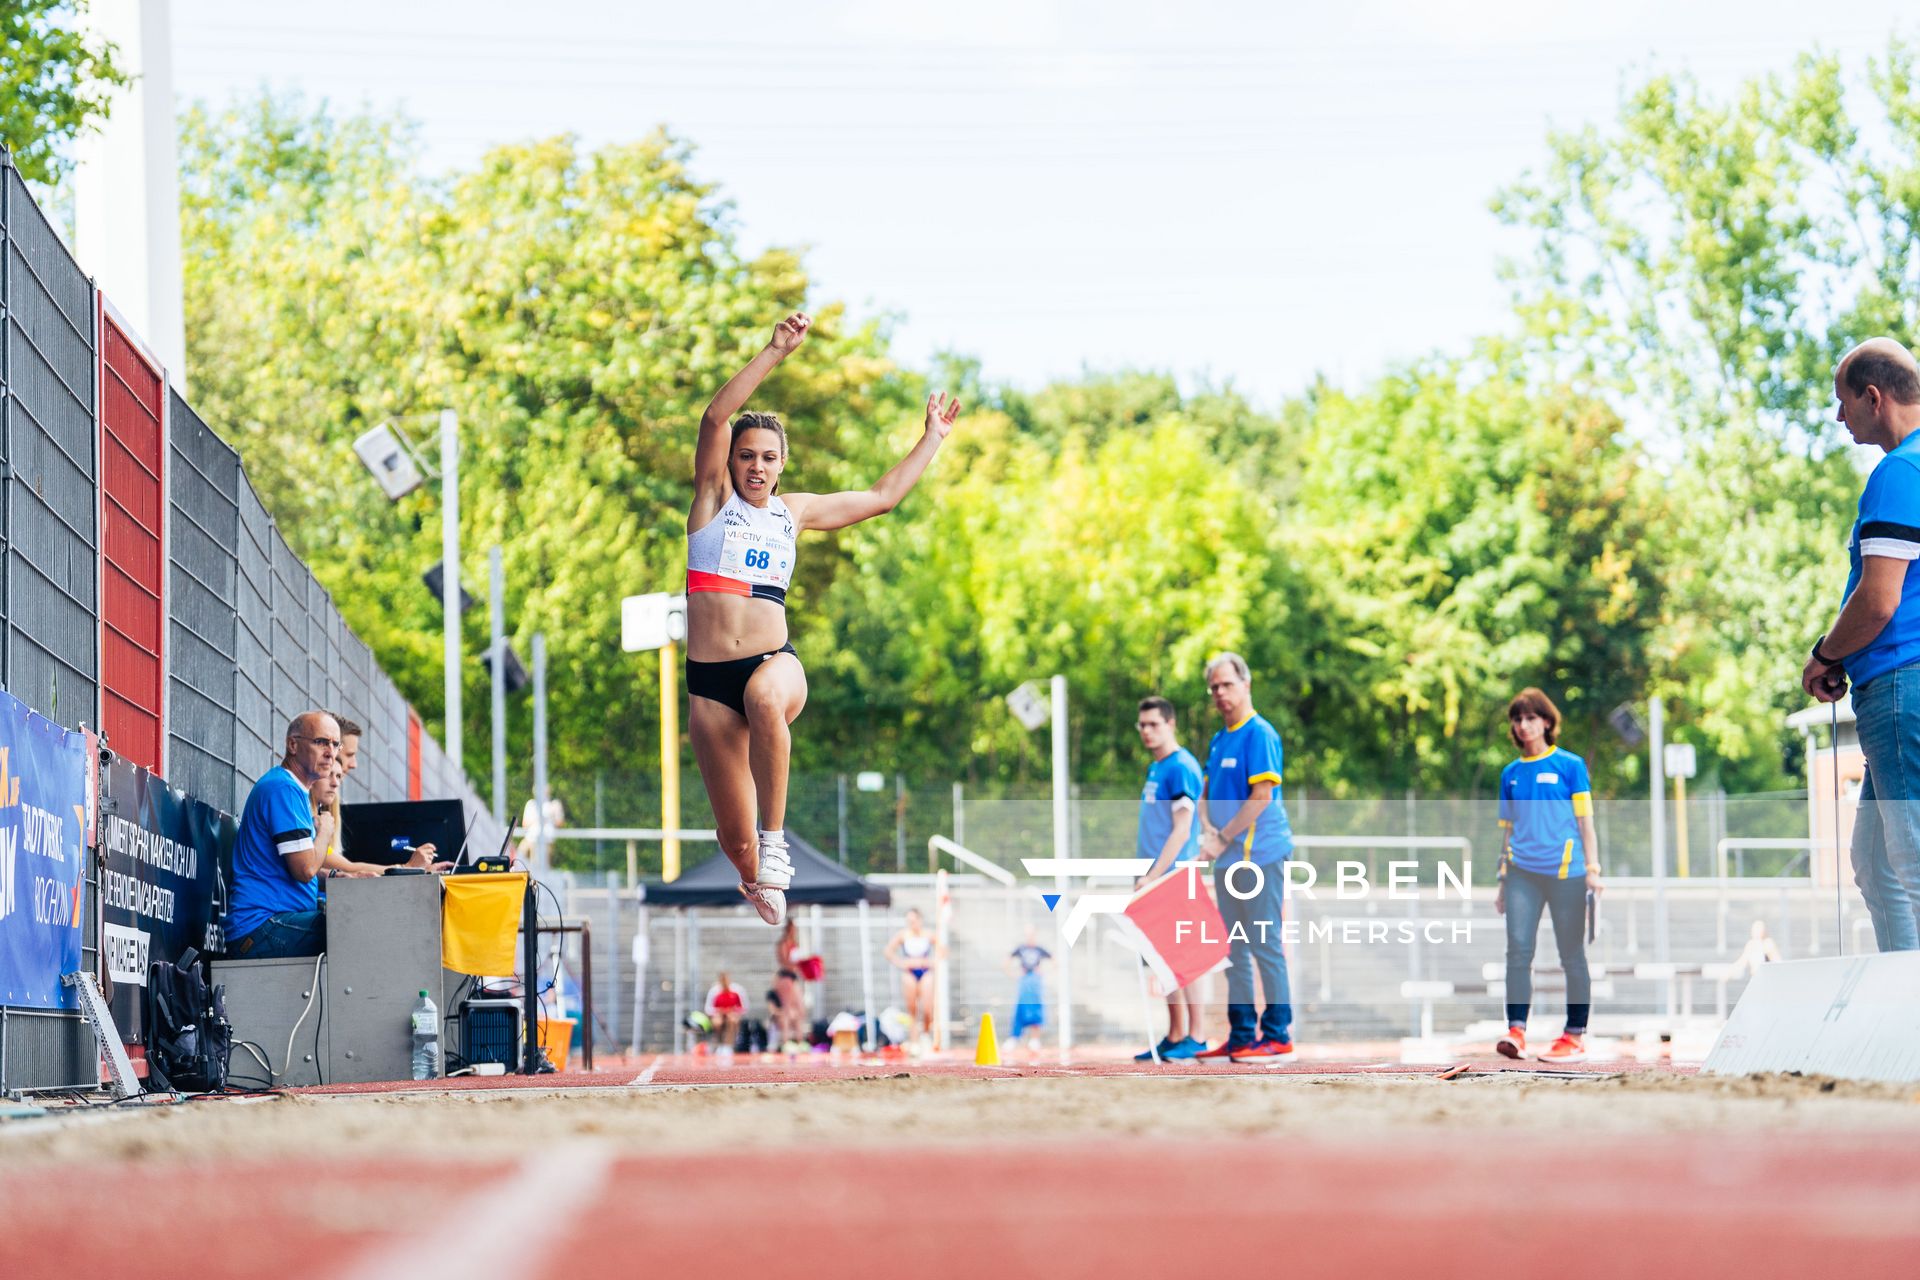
[1803,337,1920,952]
[1132,695,1209,1062]
[1495,688,1604,1062]
[1192,653,1296,1062]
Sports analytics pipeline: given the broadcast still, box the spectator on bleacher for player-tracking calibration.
[1735,920,1783,975]
[223,711,341,958]
[705,972,745,1053]
[1803,338,1920,953]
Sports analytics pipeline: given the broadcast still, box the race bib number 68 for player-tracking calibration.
[720,526,790,585]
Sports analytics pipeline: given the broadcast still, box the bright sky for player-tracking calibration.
[171,0,1920,409]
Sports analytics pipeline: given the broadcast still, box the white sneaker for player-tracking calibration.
[739,880,787,926]
[756,831,794,889]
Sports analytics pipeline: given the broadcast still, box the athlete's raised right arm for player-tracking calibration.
[694,312,810,497]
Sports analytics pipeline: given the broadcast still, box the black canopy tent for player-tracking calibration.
[645,833,890,1051]
[645,832,889,907]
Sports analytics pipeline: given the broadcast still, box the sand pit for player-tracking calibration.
[6,1067,1919,1167]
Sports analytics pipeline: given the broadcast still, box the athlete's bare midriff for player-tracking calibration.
[687,592,789,663]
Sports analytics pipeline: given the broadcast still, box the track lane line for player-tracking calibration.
[334,1142,613,1280]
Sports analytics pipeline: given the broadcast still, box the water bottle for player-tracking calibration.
[410,989,440,1080]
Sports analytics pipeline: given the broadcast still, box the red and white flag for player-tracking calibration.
[1123,868,1230,991]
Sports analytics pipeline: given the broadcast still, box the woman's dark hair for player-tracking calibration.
[731,412,787,494]
[1507,687,1561,751]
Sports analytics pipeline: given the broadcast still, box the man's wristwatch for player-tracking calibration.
[1811,634,1840,666]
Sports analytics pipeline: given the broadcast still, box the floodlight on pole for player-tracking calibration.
[352,410,463,777]
[352,421,429,500]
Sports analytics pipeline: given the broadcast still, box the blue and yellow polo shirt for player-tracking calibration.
[1203,714,1293,866]
[1498,747,1593,879]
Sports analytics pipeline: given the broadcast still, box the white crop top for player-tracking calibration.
[687,491,798,607]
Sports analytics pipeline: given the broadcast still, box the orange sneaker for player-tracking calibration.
[1228,1039,1295,1063]
[1537,1033,1586,1063]
[1495,1026,1525,1059]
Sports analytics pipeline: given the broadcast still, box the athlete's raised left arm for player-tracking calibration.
[785,392,962,532]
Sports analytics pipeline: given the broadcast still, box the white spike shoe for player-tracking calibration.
[756,831,794,889]
[739,881,787,926]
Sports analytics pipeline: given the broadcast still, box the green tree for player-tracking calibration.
[179,96,905,793]
[809,395,1293,784]
[1491,48,1920,788]
[1,0,128,184]
[187,52,1907,814]
[1280,354,1665,793]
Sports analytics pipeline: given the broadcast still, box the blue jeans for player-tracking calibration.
[233,909,326,959]
[1503,867,1590,1011]
[1850,668,1920,952]
[1214,859,1291,1046]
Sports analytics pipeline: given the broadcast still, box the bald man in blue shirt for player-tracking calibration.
[1804,337,1920,952]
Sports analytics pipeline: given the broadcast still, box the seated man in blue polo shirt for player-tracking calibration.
[224,710,341,959]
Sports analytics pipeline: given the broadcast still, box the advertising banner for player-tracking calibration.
[99,754,232,1040]
[0,689,93,1011]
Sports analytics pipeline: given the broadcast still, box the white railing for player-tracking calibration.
[926,836,1020,1051]
[512,826,719,842]
[927,835,1018,886]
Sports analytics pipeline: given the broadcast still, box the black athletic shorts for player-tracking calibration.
[686,642,798,717]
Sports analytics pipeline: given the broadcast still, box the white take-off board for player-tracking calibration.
[1703,952,1920,1083]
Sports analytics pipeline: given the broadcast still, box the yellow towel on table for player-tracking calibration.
[441,872,527,975]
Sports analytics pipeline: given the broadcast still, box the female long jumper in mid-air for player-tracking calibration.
[686,312,962,925]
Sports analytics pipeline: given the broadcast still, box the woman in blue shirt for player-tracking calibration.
[1495,688,1605,1063]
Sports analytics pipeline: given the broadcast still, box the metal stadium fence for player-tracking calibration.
[1,148,101,1090]
[0,148,500,1089]
[2,151,99,736]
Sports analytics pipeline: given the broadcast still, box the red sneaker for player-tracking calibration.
[1228,1039,1295,1062]
[1194,1040,1254,1060]
[1496,1026,1526,1059]
[1537,1033,1586,1063]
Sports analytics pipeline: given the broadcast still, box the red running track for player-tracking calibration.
[3,1133,1916,1279]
